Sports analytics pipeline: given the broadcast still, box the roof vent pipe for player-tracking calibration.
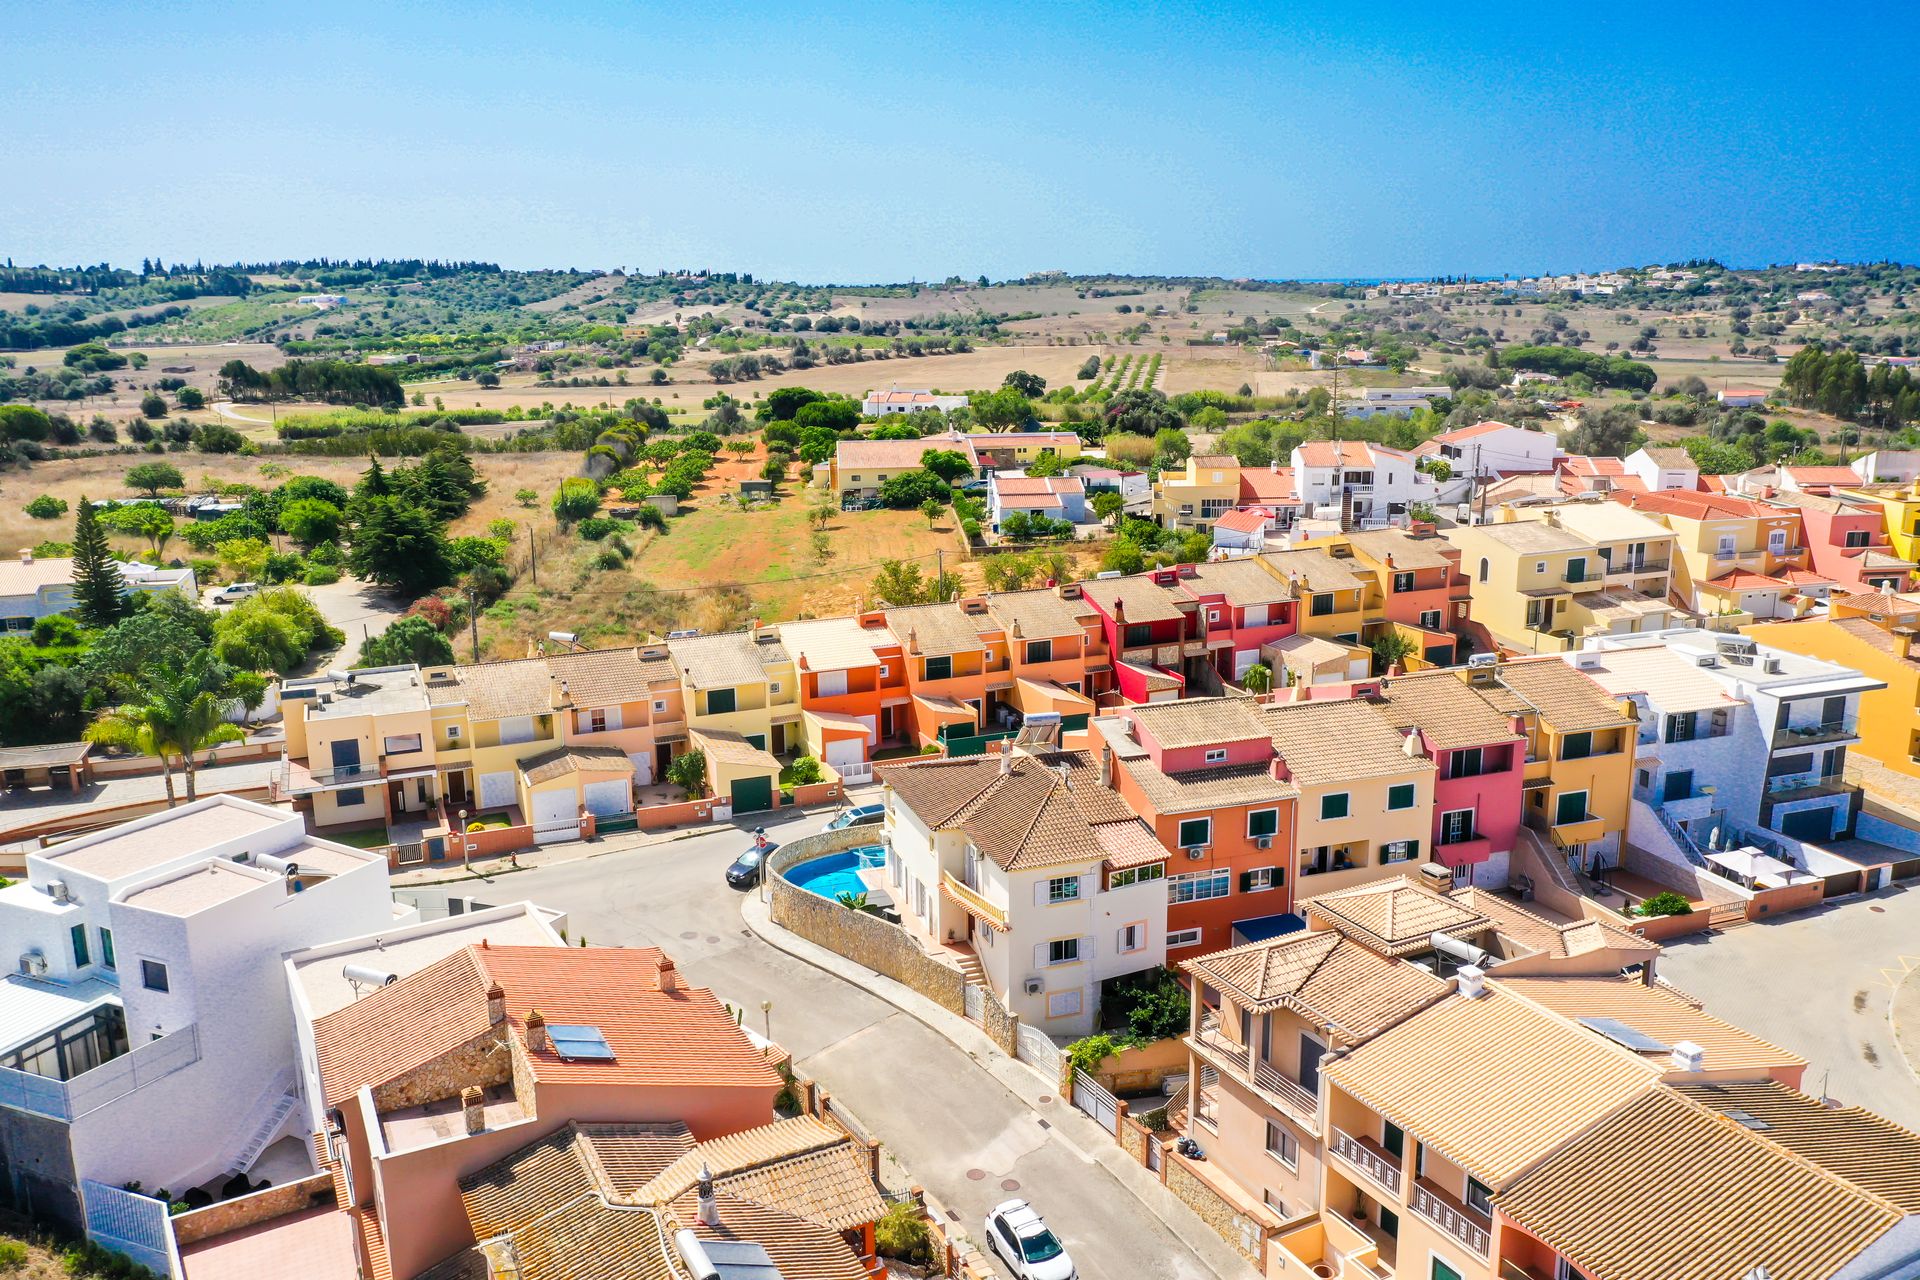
[674,1229,720,1280]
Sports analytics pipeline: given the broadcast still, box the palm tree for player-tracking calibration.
[85,653,246,805]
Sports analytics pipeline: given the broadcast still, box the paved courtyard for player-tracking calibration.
[1657,881,1920,1130]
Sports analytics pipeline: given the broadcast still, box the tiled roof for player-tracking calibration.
[779,616,894,672]
[1238,466,1299,504]
[1210,508,1269,534]
[312,947,495,1107]
[1342,528,1456,571]
[1706,568,1788,590]
[1638,446,1695,468]
[1828,616,1920,667]
[520,745,635,785]
[879,750,1142,872]
[1184,930,1444,1038]
[0,740,90,770]
[884,602,989,655]
[548,647,676,709]
[1785,466,1863,486]
[1543,501,1676,544]
[579,1123,701,1196]
[637,1117,885,1232]
[835,435,974,471]
[1304,876,1490,955]
[1372,670,1523,752]
[1119,757,1296,816]
[1495,975,1802,1073]
[1296,440,1400,468]
[670,630,789,691]
[1126,696,1270,750]
[428,658,555,721]
[0,555,75,594]
[1079,574,1188,623]
[1432,420,1520,443]
[688,727,781,771]
[1190,453,1239,469]
[1558,454,1627,477]
[1497,1088,1902,1280]
[1830,590,1915,615]
[1673,1081,1920,1212]
[461,1124,635,1239]
[1177,558,1293,607]
[1260,699,1433,788]
[670,1195,870,1280]
[1626,489,1780,521]
[993,475,1085,497]
[1496,657,1632,732]
[1448,887,1658,961]
[1260,546,1367,594]
[985,587,1097,642]
[1327,985,1659,1187]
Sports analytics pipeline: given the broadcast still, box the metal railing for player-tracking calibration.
[1329,1127,1402,1195]
[1410,1179,1491,1257]
[0,1024,201,1122]
[1192,1015,1318,1127]
[1654,804,1711,869]
[1771,721,1856,749]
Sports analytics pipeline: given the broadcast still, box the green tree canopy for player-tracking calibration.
[125,461,185,496]
[357,614,456,668]
[70,498,128,627]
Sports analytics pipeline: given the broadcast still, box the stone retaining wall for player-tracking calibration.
[980,986,1019,1056]
[1166,1155,1268,1270]
[171,1173,335,1246]
[767,829,967,1017]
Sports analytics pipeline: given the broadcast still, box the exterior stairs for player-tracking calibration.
[954,949,987,988]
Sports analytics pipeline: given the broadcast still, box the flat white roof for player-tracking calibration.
[288,902,564,1019]
[0,975,119,1054]
[41,800,288,883]
[119,861,272,916]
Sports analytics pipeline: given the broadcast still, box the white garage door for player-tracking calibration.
[823,737,865,770]
[583,779,632,817]
[530,788,577,843]
[627,751,654,785]
[478,770,516,810]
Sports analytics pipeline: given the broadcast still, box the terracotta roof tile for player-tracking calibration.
[884,602,990,655]
[1372,670,1524,752]
[1184,930,1445,1038]
[1304,876,1491,955]
[1177,558,1294,607]
[1496,657,1633,732]
[1260,546,1367,594]
[426,658,555,721]
[670,630,790,691]
[638,1117,885,1232]
[1494,975,1802,1073]
[1126,696,1271,750]
[1260,699,1433,788]
[985,587,1097,642]
[1079,574,1189,624]
[520,744,635,785]
[1118,757,1297,816]
[879,750,1144,872]
[1673,1081,1920,1212]
[1238,467,1299,504]
[548,647,676,710]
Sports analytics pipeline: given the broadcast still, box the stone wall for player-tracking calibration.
[768,829,967,1017]
[980,988,1019,1056]
[1116,1112,1152,1172]
[172,1174,334,1246]
[1166,1154,1268,1270]
[370,1030,510,1111]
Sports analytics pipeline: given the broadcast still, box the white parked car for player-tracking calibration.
[984,1199,1075,1280]
[213,581,260,604]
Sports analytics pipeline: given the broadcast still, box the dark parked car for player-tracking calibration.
[725,839,779,890]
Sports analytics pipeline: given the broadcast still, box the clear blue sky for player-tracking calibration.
[6,0,1915,283]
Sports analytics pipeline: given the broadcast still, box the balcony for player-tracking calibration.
[1329,1128,1402,1197]
[939,871,1008,931]
[1410,1178,1492,1258]
[1549,813,1609,847]
[1191,1013,1319,1131]
[1522,756,1553,783]
[1763,772,1852,802]
[1433,835,1492,868]
[1771,720,1857,750]
[1603,557,1668,579]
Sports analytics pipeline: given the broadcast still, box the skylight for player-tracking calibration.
[547,1024,615,1061]
[1576,1016,1671,1054]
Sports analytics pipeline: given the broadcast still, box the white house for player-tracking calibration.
[862,386,968,415]
[1290,440,1436,528]
[0,552,198,632]
[1850,451,1920,484]
[1623,446,1700,493]
[1414,420,1560,480]
[1334,386,1446,418]
[876,741,1169,1037]
[1717,387,1770,408]
[1069,465,1151,517]
[1210,508,1271,556]
[0,796,405,1233]
[987,474,1088,532]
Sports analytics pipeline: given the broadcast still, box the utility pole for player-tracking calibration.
[526,523,538,586]
[936,548,945,598]
[1475,443,1488,526]
[468,586,480,661]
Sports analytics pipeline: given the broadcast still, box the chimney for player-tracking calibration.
[1896,628,1915,661]
[1402,727,1423,758]
[1055,761,1071,790]
[656,957,680,994]
[462,1085,486,1135]
[17,549,30,565]
[697,1162,720,1227]
[1456,965,1487,999]
[486,982,506,1025]
[525,1008,549,1053]
[907,627,920,654]
[1670,1040,1704,1072]
[1112,597,1126,626]
[999,739,1013,776]
[1098,745,1113,790]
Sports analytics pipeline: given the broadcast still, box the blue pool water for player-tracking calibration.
[788,844,886,900]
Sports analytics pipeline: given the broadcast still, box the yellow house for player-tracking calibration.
[1260,545,1366,642]
[1622,490,1812,621]
[1837,480,1920,563]
[1154,454,1243,531]
[1260,698,1437,895]
[1744,606,1920,781]
[280,665,439,830]
[1472,657,1637,873]
[689,727,786,815]
[422,658,564,818]
[966,429,1082,472]
[1451,511,1675,652]
[669,628,802,756]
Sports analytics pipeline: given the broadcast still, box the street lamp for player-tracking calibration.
[760,1000,772,1043]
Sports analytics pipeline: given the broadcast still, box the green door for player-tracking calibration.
[731,775,774,814]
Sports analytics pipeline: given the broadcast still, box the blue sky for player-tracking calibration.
[5,0,1915,283]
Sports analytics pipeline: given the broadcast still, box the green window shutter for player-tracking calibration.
[1178,818,1211,848]
[1247,808,1279,838]
[1388,783,1415,811]
[1320,792,1349,820]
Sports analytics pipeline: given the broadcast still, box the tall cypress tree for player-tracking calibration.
[70,495,128,627]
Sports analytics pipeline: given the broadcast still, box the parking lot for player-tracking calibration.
[1657,883,1920,1130]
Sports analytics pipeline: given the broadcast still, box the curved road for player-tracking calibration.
[398,812,1245,1280]
[211,400,275,424]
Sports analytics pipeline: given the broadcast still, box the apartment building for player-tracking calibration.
[1450,517,1671,655]
[1775,492,1916,592]
[1099,699,1300,957]
[1371,670,1528,889]
[1578,629,1881,847]
[1154,454,1243,531]
[1745,604,1920,782]
[1261,698,1437,895]
[1474,657,1638,874]
[1623,444,1700,493]
[307,944,786,1280]
[876,744,1170,1037]
[1292,441,1436,527]
[1238,463,1304,527]
[1621,490,1814,621]
[0,796,399,1233]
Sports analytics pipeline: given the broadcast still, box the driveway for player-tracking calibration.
[1657,883,1920,1130]
[302,577,408,655]
[396,811,1246,1280]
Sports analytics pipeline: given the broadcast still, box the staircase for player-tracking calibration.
[233,1094,301,1171]
[352,1207,394,1280]
[954,949,986,988]
[225,1066,300,1176]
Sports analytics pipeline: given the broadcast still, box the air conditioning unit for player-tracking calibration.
[1254,836,1273,850]
[1186,847,1206,860]
[18,952,46,977]
[46,880,70,905]
[1023,977,1044,995]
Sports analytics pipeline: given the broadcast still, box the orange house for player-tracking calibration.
[986,584,1106,734]
[881,601,997,747]
[782,615,910,778]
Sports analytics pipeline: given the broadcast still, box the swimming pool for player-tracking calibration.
[787,844,887,901]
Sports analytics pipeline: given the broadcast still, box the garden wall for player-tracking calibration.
[767,829,967,1018]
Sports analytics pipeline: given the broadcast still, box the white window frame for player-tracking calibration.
[1244,867,1277,893]
[1203,748,1228,765]
[1166,927,1203,948]
[1046,875,1080,905]
[1047,937,1081,966]
[1117,923,1144,953]
[652,699,667,713]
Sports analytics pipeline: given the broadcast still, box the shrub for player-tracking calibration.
[303,564,341,585]
[552,477,601,523]
[24,494,67,520]
[666,748,708,797]
[874,1201,934,1265]
[1066,1032,1119,1075]
[1636,890,1694,918]
[575,516,631,541]
[787,755,824,786]
[1109,967,1190,1041]
[0,1238,26,1271]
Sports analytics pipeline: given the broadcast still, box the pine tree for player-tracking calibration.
[70,496,128,626]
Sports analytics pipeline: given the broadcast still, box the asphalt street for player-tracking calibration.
[396,809,1245,1280]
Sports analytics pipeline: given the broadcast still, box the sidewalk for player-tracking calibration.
[741,890,1258,1280]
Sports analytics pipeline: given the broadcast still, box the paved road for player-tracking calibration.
[1658,882,1920,1130]
[304,577,407,651]
[398,812,1240,1280]
[211,400,274,424]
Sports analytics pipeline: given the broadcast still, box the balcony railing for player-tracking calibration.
[1764,772,1851,800]
[1192,1014,1319,1129]
[1411,1178,1492,1257]
[1771,720,1857,749]
[1329,1127,1402,1196]
[0,1025,200,1122]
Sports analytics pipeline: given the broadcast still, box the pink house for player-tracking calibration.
[1371,670,1527,888]
[1777,493,1916,593]
[1176,559,1299,684]
[1080,571,1199,702]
